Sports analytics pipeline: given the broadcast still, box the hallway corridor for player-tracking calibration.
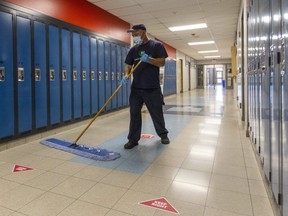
[0,87,276,216]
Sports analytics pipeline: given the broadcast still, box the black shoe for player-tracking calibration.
[161,135,170,144]
[124,141,139,149]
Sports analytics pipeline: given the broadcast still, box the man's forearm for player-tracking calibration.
[147,57,165,67]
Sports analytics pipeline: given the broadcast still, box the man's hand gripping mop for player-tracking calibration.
[40,61,142,161]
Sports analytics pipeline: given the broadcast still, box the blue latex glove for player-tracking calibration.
[120,76,128,85]
[140,53,149,63]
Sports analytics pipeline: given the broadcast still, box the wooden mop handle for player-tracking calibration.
[73,60,142,144]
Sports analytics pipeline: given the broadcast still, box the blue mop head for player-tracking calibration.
[40,138,120,161]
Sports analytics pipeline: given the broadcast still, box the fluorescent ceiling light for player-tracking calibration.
[169,23,207,32]
[188,41,214,46]
[198,50,218,53]
[204,55,221,58]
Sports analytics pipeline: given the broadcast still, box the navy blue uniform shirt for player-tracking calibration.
[125,40,168,89]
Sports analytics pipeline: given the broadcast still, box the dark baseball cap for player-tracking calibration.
[127,24,146,33]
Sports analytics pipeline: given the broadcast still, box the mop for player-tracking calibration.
[40,61,142,161]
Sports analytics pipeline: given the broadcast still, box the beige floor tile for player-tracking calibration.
[181,158,213,172]
[29,157,65,171]
[0,206,14,216]
[249,179,268,197]
[105,209,134,216]
[19,192,75,216]
[251,195,275,216]
[166,181,208,205]
[187,150,216,163]
[51,176,96,198]
[3,168,46,184]
[24,171,69,190]
[73,165,111,182]
[131,175,172,196]
[144,164,179,180]
[153,199,205,216]
[174,169,211,187]
[209,174,249,194]
[100,169,140,188]
[0,178,20,195]
[246,167,263,180]
[204,207,248,216]
[213,163,247,178]
[50,161,87,176]
[0,150,28,164]
[80,182,127,208]
[57,200,109,216]
[113,190,158,216]
[9,212,27,216]
[0,185,45,210]
[206,188,253,216]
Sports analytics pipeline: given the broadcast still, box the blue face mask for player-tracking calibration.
[133,36,143,45]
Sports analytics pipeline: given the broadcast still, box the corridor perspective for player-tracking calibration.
[0,88,276,216]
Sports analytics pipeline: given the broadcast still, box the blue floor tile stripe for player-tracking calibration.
[71,113,193,173]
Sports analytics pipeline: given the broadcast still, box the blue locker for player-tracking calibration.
[17,16,32,133]
[282,0,288,214]
[259,0,271,181]
[81,35,90,117]
[98,40,105,109]
[104,41,111,111]
[49,25,60,125]
[111,43,117,109]
[61,29,72,122]
[116,45,123,108]
[122,46,128,106]
[270,0,282,204]
[0,11,14,138]
[34,21,47,129]
[72,32,81,119]
[90,37,98,114]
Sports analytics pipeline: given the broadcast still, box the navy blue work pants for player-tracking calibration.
[128,88,168,143]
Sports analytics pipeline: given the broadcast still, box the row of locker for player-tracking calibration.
[246,0,288,215]
[0,7,178,142]
[0,10,131,140]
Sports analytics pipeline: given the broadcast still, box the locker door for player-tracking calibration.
[72,32,81,119]
[281,0,288,214]
[81,35,90,117]
[111,43,117,109]
[270,0,282,204]
[259,0,271,181]
[104,41,111,111]
[122,46,128,106]
[17,16,32,133]
[98,40,105,109]
[61,29,72,122]
[116,45,123,108]
[90,37,98,114]
[0,11,14,138]
[49,25,60,125]
[34,21,47,129]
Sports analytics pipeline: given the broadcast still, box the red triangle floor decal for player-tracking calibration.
[13,165,33,173]
[141,134,155,139]
[139,197,179,214]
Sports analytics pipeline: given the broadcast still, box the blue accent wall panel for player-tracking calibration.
[90,37,98,114]
[49,25,60,125]
[17,16,32,133]
[116,45,123,108]
[104,41,111,111]
[81,35,90,116]
[72,32,81,119]
[98,40,105,109]
[111,43,117,109]
[61,29,72,122]
[0,11,14,138]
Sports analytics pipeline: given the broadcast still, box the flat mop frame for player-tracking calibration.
[71,60,142,146]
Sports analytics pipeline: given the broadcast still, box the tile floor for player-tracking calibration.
[0,87,278,216]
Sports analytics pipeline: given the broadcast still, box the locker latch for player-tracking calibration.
[91,71,95,80]
[82,71,86,80]
[99,71,102,80]
[62,70,67,81]
[111,72,114,80]
[73,70,77,80]
[50,69,55,81]
[35,68,41,81]
[0,67,5,82]
[18,68,24,81]
[105,71,109,80]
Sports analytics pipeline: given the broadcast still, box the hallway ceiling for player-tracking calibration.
[87,0,241,61]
